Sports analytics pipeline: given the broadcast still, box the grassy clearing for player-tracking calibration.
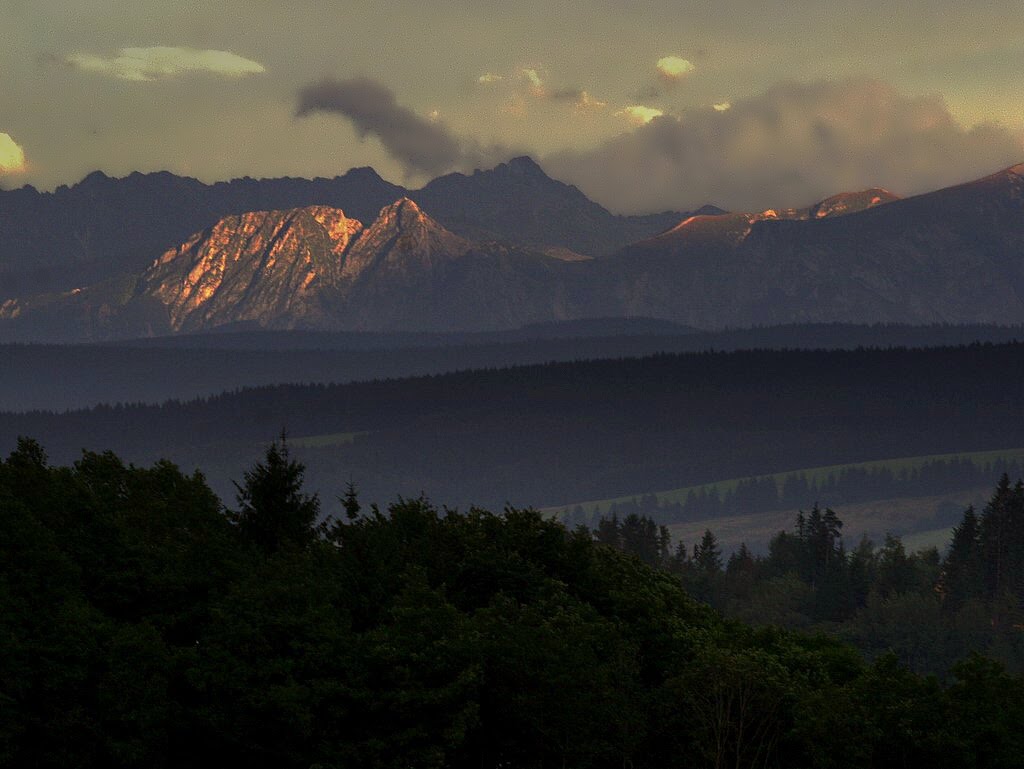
[288,431,368,449]
[664,488,988,556]
[545,447,1024,516]
[901,526,958,553]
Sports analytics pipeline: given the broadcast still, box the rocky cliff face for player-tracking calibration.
[0,198,587,338]
[137,199,483,331]
[142,206,363,331]
[0,168,406,301]
[0,158,690,301]
[340,198,472,281]
[2,164,1023,341]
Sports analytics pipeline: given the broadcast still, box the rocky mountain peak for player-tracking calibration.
[304,206,364,256]
[807,188,901,219]
[136,206,369,331]
[341,198,472,279]
[343,166,386,182]
[500,156,548,178]
[377,197,429,228]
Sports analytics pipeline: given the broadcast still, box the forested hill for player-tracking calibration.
[2,438,1024,768]
[6,321,1024,412]
[4,343,1024,510]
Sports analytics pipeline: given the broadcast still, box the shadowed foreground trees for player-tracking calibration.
[600,483,1024,675]
[3,439,1024,768]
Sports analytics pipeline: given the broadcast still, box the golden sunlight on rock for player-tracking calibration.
[0,133,26,173]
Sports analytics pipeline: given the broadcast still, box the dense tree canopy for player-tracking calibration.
[3,440,1024,768]
[601,482,1024,676]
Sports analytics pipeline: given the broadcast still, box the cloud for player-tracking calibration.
[713,102,732,112]
[296,76,513,177]
[656,56,695,81]
[65,46,265,82]
[546,79,1024,214]
[547,87,606,112]
[638,55,697,101]
[0,133,26,174]
[521,68,546,97]
[574,91,608,112]
[475,66,606,118]
[615,105,664,125]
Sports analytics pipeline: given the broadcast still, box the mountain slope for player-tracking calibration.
[608,165,1024,327]
[145,206,363,331]
[0,168,406,300]
[0,199,589,339]
[2,163,1024,340]
[0,158,694,300]
[411,156,706,256]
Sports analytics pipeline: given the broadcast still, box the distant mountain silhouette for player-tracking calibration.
[413,156,716,256]
[0,199,591,338]
[0,158,698,300]
[2,163,1023,340]
[609,164,1024,326]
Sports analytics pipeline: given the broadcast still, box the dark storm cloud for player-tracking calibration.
[296,76,511,176]
[546,79,1024,213]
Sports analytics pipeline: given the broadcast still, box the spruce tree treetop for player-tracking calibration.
[231,434,321,555]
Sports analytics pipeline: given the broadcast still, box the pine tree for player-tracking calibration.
[595,514,621,548]
[942,506,982,607]
[726,543,756,578]
[341,480,361,521]
[979,474,1014,598]
[231,435,321,554]
[694,529,723,575]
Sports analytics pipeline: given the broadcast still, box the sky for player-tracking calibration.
[2,0,1023,212]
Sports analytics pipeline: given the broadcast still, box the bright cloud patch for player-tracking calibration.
[713,102,732,112]
[548,79,1024,213]
[575,91,607,112]
[0,133,26,173]
[656,56,695,80]
[477,73,504,84]
[521,68,546,97]
[522,69,543,88]
[66,47,265,82]
[616,105,664,125]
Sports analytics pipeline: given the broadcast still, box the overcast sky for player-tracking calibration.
[2,0,1023,211]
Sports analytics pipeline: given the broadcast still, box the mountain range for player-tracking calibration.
[1,160,1022,340]
[0,156,701,301]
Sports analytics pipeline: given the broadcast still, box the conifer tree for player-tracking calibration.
[943,506,982,607]
[231,434,321,554]
[694,529,722,575]
[595,513,621,548]
[979,474,1015,598]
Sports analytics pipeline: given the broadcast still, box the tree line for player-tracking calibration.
[3,438,1024,767]
[6,343,1024,513]
[562,455,1023,526]
[597,478,1024,675]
